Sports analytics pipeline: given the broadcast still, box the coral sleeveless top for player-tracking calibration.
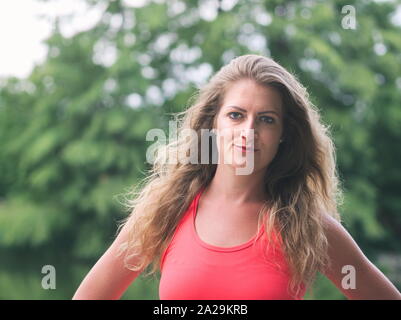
[159,188,306,300]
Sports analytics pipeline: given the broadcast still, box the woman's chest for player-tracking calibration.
[194,202,262,248]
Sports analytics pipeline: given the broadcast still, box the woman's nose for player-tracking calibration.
[244,116,256,129]
[240,128,258,143]
[240,118,259,140]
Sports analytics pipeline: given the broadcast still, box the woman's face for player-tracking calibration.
[214,78,284,174]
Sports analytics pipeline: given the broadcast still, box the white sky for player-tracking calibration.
[0,0,107,79]
[0,0,400,79]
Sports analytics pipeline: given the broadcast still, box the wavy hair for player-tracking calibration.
[116,54,343,297]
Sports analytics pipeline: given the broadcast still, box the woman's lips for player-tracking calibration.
[234,144,259,152]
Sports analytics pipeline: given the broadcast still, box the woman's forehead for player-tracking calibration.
[221,80,283,114]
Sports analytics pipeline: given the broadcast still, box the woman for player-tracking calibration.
[73,54,401,300]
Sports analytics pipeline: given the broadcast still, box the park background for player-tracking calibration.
[0,0,401,299]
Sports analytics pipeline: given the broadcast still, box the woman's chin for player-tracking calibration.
[227,158,257,174]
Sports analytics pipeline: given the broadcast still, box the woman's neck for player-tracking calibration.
[205,164,267,205]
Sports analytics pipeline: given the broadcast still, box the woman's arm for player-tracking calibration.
[321,214,401,300]
[72,224,143,300]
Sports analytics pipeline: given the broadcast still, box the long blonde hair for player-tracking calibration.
[116,54,343,296]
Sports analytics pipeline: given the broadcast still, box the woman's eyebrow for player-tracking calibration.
[226,105,280,117]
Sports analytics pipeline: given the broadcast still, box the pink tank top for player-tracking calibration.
[159,188,306,300]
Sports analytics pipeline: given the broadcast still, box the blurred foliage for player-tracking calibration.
[0,0,400,299]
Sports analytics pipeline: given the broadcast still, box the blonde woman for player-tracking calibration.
[73,54,401,300]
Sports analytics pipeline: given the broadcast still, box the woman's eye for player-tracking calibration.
[227,112,275,124]
[260,116,275,124]
[228,112,242,120]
